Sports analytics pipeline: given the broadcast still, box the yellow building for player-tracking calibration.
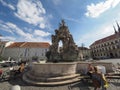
[90,22,120,59]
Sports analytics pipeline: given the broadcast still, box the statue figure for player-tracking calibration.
[52,35,55,43]
[55,29,58,34]
[59,19,66,27]
[61,19,65,26]
[68,34,75,44]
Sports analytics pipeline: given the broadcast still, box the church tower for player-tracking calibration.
[116,21,120,32]
[113,25,117,34]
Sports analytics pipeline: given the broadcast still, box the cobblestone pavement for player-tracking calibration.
[0,78,120,90]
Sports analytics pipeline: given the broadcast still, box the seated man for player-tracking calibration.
[19,63,25,73]
[92,66,108,90]
[14,63,25,77]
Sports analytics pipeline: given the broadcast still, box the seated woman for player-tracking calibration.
[87,63,94,78]
[92,66,108,90]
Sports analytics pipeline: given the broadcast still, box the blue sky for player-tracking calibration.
[0,0,120,48]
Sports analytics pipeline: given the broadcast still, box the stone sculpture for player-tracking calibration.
[47,20,79,62]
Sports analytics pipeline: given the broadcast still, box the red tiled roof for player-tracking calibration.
[7,42,24,48]
[7,42,50,48]
[21,42,50,48]
[90,32,120,46]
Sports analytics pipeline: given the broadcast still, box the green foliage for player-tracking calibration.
[32,56,38,61]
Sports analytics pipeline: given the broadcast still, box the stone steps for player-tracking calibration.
[23,73,81,86]
[26,72,80,82]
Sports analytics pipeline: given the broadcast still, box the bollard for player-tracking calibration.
[10,85,21,90]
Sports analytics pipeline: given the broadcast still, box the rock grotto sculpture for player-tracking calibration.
[47,20,79,62]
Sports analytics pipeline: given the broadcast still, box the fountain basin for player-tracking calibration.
[23,62,80,85]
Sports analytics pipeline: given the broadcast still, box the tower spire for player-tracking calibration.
[113,25,117,34]
[116,21,120,32]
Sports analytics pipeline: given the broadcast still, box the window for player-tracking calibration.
[117,45,119,48]
[111,42,113,44]
[112,46,115,49]
[45,49,48,52]
[115,40,118,43]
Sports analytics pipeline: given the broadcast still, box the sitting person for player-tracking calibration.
[14,63,25,77]
[92,66,108,90]
[87,63,94,78]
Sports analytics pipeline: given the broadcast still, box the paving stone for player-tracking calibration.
[0,78,120,90]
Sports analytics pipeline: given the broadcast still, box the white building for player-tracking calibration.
[2,42,50,61]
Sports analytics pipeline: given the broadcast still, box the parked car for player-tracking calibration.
[0,60,5,64]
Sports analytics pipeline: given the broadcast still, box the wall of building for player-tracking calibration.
[2,47,49,61]
[2,48,20,60]
[90,36,120,59]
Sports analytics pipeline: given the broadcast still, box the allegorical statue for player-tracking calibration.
[46,20,79,62]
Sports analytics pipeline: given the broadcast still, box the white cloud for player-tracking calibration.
[77,24,114,47]
[1,36,16,41]
[34,30,51,37]
[40,23,45,29]
[112,0,120,7]
[0,20,14,34]
[0,20,51,42]
[0,0,15,10]
[52,0,61,5]
[28,36,51,44]
[15,0,46,29]
[0,21,33,41]
[65,17,81,24]
[6,22,34,40]
[85,0,120,18]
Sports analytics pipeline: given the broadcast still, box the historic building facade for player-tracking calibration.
[2,42,50,61]
[90,22,120,59]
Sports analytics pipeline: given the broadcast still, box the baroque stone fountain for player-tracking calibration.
[22,20,81,86]
[47,20,79,62]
